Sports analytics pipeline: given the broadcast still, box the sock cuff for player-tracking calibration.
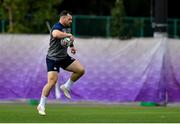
[41,95,47,99]
[69,79,74,83]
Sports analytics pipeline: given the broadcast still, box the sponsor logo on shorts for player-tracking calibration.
[71,57,75,60]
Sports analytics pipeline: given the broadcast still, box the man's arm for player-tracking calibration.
[52,30,75,42]
[52,30,72,39]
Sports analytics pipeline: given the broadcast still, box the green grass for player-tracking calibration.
[0,103,180,123]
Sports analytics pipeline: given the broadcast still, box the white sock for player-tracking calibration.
[55,82,61,99]
[64,79,74,90]
[39,95,47,108]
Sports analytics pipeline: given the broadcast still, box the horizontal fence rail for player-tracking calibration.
[0,16,180,38]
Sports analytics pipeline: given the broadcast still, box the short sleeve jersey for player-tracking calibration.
[47,22,71,61]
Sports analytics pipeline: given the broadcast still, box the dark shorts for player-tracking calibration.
[46,55,75,72]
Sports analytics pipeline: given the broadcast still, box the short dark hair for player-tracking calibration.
[59,10,72,17]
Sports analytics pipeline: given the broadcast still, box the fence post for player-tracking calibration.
[173,19,177,38]
[140,18,144,37]
[106,16,110,37]
[1,20,5,33]
[72,16,76,36]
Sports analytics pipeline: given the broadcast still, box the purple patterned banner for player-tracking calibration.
[0,35,180,102]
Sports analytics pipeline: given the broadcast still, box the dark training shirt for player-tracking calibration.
[47,22,71,61]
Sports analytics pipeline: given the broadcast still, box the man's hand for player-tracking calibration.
[69,35,74,42]
[70,46,76,55]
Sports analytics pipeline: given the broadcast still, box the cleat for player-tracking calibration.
[60,85,71,99]
[37,105,46,116]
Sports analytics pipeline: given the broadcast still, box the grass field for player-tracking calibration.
[0,103,180,123]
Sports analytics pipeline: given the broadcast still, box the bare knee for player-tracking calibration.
[47,81,57,87]
[78,68,85,76]
[48,77,57,87]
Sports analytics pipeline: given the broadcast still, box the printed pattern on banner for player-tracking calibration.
[0,35,180,102]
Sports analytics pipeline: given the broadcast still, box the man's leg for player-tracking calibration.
[42,71,58,97]
[60,60,85,99]
[37,71,58,115]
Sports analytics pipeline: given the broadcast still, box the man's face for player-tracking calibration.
[64,14,72,27]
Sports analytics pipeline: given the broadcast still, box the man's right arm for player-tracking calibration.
[52,30,74,42]
[52,30,72,39]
